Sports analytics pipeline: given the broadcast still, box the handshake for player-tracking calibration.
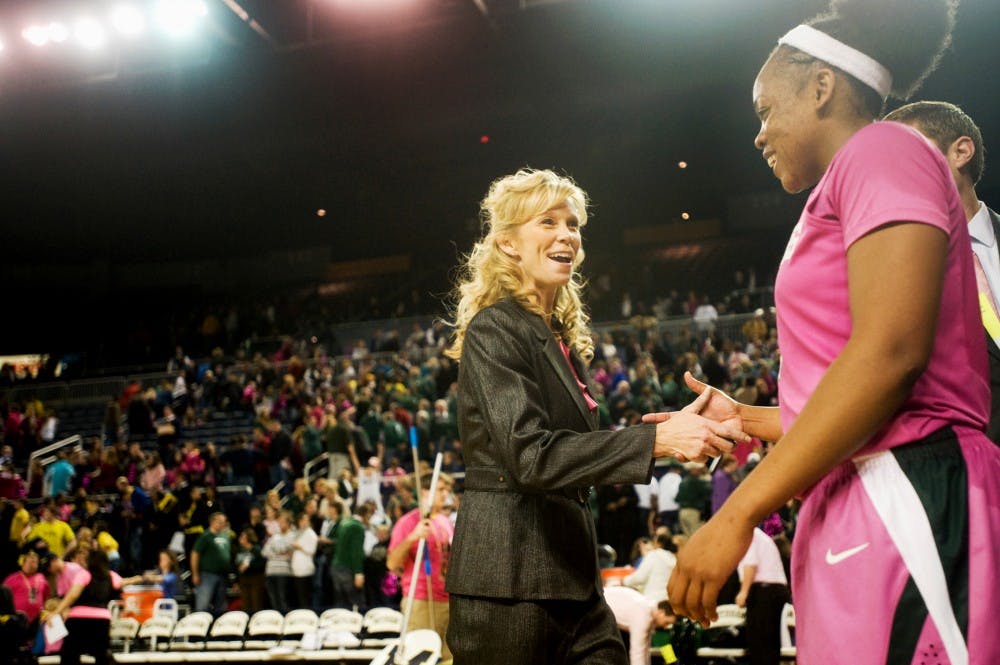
[643,372,751,464]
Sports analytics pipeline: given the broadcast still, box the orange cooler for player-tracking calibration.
[600,566,634,587]
[120,584,163,622]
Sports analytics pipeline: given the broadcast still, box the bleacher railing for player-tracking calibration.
[27,434,83,490]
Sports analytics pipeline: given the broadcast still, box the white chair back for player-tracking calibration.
[153,598,179,623]
[138,616,175,652]
[109,617,140,653]
[369,629,441,665]
[244,610,285,649]
[319,608,363,635]
[210,610,250,637]
[282,609,319,634]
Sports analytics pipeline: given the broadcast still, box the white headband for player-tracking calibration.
[777,24,892,101]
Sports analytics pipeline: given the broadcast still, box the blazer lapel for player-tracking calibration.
[519,305,596,429]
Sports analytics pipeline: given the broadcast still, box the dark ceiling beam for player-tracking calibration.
[519,0,574,8]
[220,0,279,48]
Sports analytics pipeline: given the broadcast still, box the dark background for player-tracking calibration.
[1,0,998,355]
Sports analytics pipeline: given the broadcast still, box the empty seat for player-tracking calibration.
[153,598,179,623]
[109,617,140,653]
[695,604,747,660]
[780,603,796,660]
[369,629,442,665]
[280,608,319,648]
[244,610,284,649]
[206,610,249,650]
[138,616,175,652]
[169,611,213,651]
[319,608,363,635]
[362,607,403,648]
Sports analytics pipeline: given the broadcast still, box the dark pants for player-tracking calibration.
[62,618,111,665]
[658,509,679,535]
[448,593,627,665]
[745,583,790,665]
[239,573,266,614]
[330,564,364,611]
[292,575,313,610]
[312,554,331,612]
[266,574,291,613]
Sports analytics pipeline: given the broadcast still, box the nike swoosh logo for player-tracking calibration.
[825,542,870,565]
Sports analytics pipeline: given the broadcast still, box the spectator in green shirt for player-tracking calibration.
[190,512,232,616]
[676,464,711,536]
[329,500,365,611]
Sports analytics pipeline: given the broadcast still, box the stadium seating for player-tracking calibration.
[206,610,249,650]
[695,604,747,660]
[780,603,796,660]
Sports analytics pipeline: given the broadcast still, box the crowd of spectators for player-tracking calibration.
[0,279,789,661]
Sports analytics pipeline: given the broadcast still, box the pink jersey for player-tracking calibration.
[774,121,988,456]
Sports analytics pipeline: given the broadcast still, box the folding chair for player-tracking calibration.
[695,604,747,661]
[280,608,319,649]
[318,609,364,648]
[168,611,213,651]
[369,629,441,665]
[318,608,363,636]
[244,610,284,649]
[153,598,179,623]
[138,615,175,652]
[206,610,249,650]
[109,617,140,653]
[780,603,797,660]
[362,607,404,648]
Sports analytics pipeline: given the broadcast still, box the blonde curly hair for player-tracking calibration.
[446,168,594,363]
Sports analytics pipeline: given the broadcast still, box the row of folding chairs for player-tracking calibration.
[681,603,796,662]
[110,608,406,653]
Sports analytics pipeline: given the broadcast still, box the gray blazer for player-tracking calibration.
[446,298,655,601]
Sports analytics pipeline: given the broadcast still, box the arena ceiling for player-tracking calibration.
[1,0,998,296]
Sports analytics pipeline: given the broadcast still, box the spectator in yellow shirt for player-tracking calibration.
[26,505,76,557]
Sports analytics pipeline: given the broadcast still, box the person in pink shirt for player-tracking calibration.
[603,585,677,665]
[648,0,1000,663]
[387,473,455,662]
[46,549,141,665]
[2,549,50,627]
[734,528,788,665]
[45,555,85,598]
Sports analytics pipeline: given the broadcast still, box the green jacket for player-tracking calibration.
[332,517,366,574]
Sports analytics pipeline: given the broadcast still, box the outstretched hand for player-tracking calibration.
[645,374,750,462]
[651,388,750,462]
[667,513,754,627]
[643,372,745,432]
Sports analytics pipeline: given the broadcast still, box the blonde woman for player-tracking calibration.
[443,168,748,665]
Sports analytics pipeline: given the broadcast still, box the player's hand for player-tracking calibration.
[667,513,754,627]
